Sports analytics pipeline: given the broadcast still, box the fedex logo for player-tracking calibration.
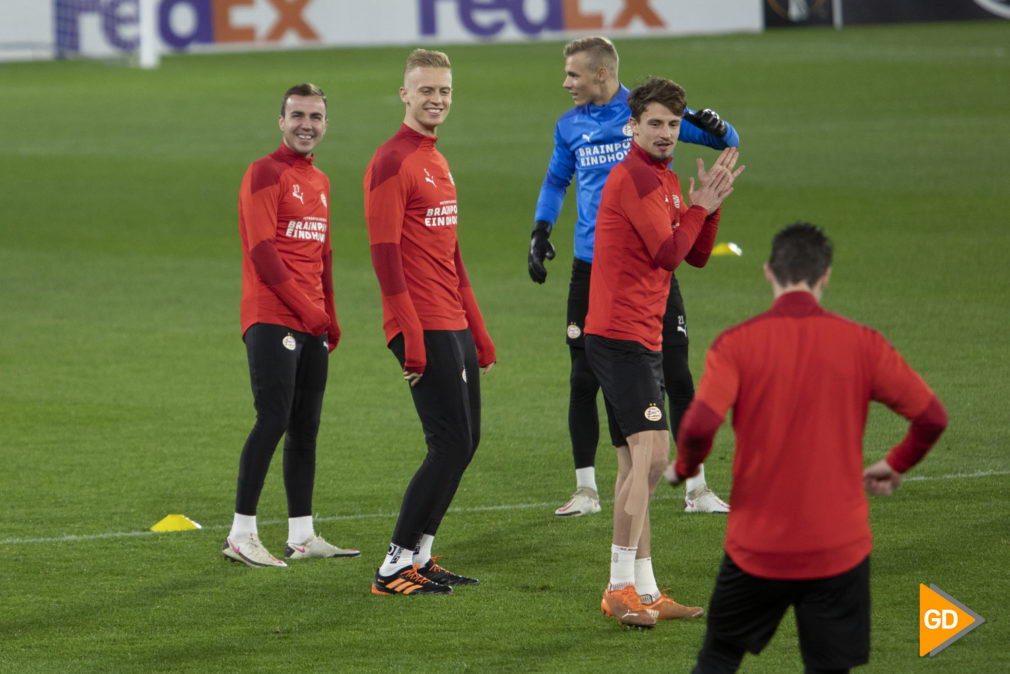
[419,0,665,37]
[56,0,319,51]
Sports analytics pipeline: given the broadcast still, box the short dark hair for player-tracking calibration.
[281,83,326,117]
[768,223,834,287]
[627,77,686,120]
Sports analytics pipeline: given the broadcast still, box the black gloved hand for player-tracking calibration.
[684,108,727,138]
[528,220,555,284]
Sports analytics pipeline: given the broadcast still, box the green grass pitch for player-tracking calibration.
[1,20,1008,672]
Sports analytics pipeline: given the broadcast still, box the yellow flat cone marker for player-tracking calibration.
[712,242,742,256]
[151,514,202,532]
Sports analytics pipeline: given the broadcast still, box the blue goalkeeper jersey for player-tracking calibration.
[534,85,739,264]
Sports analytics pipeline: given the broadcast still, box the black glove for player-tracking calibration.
[684,108,727,138]
[528,220,555,284]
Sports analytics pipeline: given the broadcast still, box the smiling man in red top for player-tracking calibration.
[584,77,744,628]
[673,224,947,672]
[225,83,359,569]
[364,49,495,596]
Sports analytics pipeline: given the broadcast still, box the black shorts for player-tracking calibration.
[704,553,871,671]
[585,335,667,446]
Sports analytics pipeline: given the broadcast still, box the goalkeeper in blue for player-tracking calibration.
[530,36,738,518]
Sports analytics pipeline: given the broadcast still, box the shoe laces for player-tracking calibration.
[402,564,435,584]
[427,555,449,574]
[649,588,675,603]
[610,585,646,607]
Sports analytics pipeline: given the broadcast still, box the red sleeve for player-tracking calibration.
[370,242,426,372]
[865,330,945,472]
[613,168,699,271]
[240,159,329,335]
[613,171,699,272]
[654,205,708,271]
[684,207,721,268]
[321,247,340,351]
[241,163,281,251]
[365,151,426,372]
[248,239,328,335]
[674,334,739,478]
[885,395,947,472]
[454,243,495,367]
[674,399,723,480]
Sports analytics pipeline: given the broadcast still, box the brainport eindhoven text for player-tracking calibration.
[578,140,631,168]
[425,203,458,227]
[285,218,328,241]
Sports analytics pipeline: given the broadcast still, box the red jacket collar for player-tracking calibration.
[275,142,315,165]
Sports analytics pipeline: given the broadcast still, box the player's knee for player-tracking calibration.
[252,415,288,444]
[664,346,694,395]
[647,442,669,482]
[694,633,747,674]
[570,366,598,400]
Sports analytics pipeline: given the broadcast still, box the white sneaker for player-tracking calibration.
[222,533,287,567]
[554,487,602,517]
[684,487,730,514]
[284,534,361,559]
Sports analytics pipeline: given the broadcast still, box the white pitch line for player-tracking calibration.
[1,469,1006,546]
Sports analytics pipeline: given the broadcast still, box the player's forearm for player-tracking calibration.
[654,206,707,271]
[684,208,721,268]
[454,244,495,366]
[679,116,737,151]
[718,120,740,148]
[460,285,495,367]
[321,250,340,349]
[534,174,568,225]
[674,400,722,480]
[886,395,948,473]
[370,242,426,371]
[249,239,328,332]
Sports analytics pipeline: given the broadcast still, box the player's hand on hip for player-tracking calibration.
[863,458,903,495]
[403,369,423,387]
[528,220,555,284]
[481,362,495,375]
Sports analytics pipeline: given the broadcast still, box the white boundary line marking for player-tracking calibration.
[2,469,1006,546]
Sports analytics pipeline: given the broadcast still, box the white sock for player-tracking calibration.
[414,534,435,566]
[608,545,637,590]
[686,463,707,494]
[379,543,412,576]
[287,515,314,545]
[635,557,661,603]
[230,513,257,539]
[576,467,597,491]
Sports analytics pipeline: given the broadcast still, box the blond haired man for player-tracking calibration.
[364,50,495,595]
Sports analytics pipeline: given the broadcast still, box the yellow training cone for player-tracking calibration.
[711,242,742,256]
[151,514,202,532]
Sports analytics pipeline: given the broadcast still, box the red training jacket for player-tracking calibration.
[239,143,338,342]
[585,141,719,351]
[677,291,947,579]
[363,124,494,372]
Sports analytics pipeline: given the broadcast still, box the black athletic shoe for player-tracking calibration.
[371,564,453,595]
[418,557,479,586]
